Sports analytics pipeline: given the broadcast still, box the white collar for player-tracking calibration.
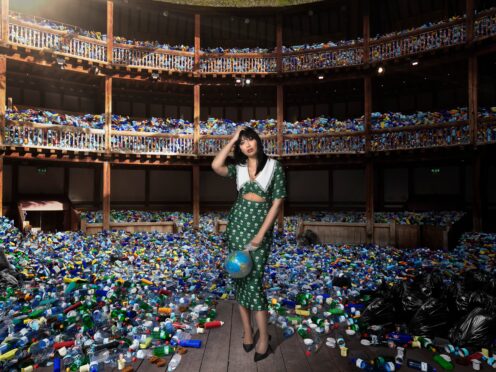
[236,158,276,192]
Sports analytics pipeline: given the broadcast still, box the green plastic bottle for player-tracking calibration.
[433,354,454,370]
[153,345,174,357]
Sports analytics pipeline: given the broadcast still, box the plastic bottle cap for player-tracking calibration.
[360,339,371,346]
[303,338,314,346]
[345,329,355,336]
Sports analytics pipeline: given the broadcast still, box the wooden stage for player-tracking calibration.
[36,300,475,372]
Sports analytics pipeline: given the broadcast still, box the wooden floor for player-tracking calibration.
[36,300,476,372]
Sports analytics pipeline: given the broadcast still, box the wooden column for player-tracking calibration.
[363,0,370,64]
[107,0,113,63]
[364,75,372,152]
[192,164,200,230]
[194,14,200,72]
[466,0,474,44]
[276,14,283,74]
[194,84,200,155]
[0,55,5,147]
[102,162,111,230]
[105,77,112,152]
[365,160,374,243]
[276,84,283,156]
[472,153,482,231]
[145,169,150,208]
[1,0,8,44]
[468,55,478,145]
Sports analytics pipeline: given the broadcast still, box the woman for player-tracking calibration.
[211,126,286,362]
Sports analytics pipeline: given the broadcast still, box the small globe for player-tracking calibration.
[224,250,253,279]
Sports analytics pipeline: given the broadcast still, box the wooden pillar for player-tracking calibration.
[192,164,200,230]
[365,160,374,243]
[102,161,111,230]
[328,168,333,210]
[93,166,100,207]
[107,0,113,63]
[276,14,283,73]
[1,0,8,44]
[472,153,482,231]
[0,55,5,147]
[363,0,370,64]
[276,84,283,156]
[466,0,474,44]
[194,84,200,155]
[364,75,372,152]
[468,55,478,145]
[145,168,150,208]
[105,77,112,152]
[194,14,200,72]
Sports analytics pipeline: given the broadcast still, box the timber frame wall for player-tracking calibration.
[0,0,494,238]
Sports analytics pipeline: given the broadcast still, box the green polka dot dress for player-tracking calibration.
[224,158,286,311]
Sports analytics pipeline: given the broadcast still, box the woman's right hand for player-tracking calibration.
[231,126,244,142]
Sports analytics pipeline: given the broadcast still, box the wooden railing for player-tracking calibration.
[370,121,470,151]
[198,135,278,156]
[110,131,194,155]
[5,8,496,74]
[283,132,366,155]
[113,45,194,71]
[477,118,496,145]
[3,118,494,155]
[369,19,466,62]
[282,45,364,72]
[474,9,496,40]
[4,120,105,152]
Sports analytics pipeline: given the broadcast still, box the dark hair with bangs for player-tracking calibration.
[231,127,268,176]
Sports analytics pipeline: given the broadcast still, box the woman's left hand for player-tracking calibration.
[250,235,263,248]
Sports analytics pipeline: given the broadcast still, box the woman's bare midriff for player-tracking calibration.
[242,192,266,202]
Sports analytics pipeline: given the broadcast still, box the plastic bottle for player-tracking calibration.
[432,354,454,370]
[168,353,182,372]
[407,358,437,372]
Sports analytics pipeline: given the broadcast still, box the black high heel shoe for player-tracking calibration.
[254,335,272,362]
[242,327,255,352]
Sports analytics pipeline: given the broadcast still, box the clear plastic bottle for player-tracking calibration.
[167,353,182,372]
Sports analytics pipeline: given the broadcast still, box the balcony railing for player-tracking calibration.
[113,45,193,71]
[370,121,470,151]
[283,132,366,155]
[477,118,496,145]
[369,20,466,63]
[282,46,364,72]
[198,135,278,156]
[200,53,277,74]
[5,8,495,74]
[4,120,105,152]
[110,131,194,155]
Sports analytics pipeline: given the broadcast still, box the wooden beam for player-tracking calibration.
[107,0,114,64]
[194,84,200,155]
[192,164,200,230]
[466,0,474,44]
[105,76,112,152]
[277,84,283,156]
[468,55,478,145]
[102,161,111,230]
[276,13,283,73]
[472,153,481,231]
[365,159,374,243]
[1,0,8,44]
[364,75,372,152]
[145,168,150,207]
[194,14,200,72]
[363,0,370,64]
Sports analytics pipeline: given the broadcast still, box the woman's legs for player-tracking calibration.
[239,304,253,343]
[254,309,269,353]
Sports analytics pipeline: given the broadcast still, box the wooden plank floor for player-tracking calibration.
[37,300,478,372]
